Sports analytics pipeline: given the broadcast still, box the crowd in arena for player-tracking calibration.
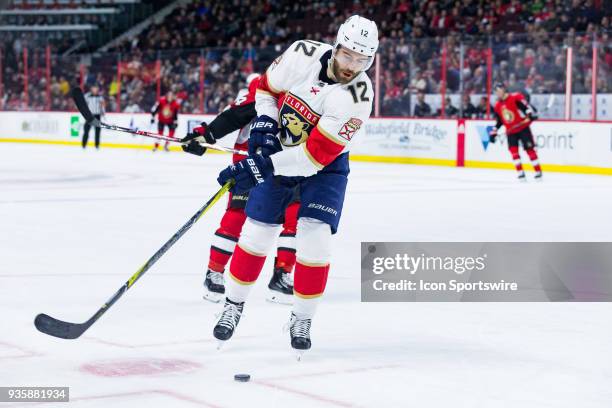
[1,0,611,117]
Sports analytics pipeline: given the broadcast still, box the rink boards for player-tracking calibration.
[0,111,610,175]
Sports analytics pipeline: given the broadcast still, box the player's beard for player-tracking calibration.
[331,58,358,84]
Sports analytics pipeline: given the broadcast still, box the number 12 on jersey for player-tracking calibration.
[348,82,369,103]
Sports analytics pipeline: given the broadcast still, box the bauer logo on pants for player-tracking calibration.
[307,203,338,217]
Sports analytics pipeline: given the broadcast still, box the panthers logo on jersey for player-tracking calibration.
[281,113,309,145]
[279,93,320,147]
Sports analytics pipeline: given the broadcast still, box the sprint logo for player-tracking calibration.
[476,125,496,151]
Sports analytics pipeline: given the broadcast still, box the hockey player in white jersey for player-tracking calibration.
[213,15,378,357]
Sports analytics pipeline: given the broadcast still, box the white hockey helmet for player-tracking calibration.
[334,15,379,70]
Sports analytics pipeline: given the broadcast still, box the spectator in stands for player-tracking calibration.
[461,94,478,118]
[58,76,69,96]
[513,56,529,81]
[475,96,493,119]
[410,69,429,93]
[436,97,459,118]
[413,91,432,117]
[124,97,144,113]
[2,0,611,120]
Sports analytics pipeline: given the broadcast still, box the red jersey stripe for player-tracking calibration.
[304,125,347,168]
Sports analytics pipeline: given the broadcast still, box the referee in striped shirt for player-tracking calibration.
[82,85,105,149]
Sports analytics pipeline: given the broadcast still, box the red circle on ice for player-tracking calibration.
[81,359,201,377]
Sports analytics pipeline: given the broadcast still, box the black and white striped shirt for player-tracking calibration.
[85,93,105,115]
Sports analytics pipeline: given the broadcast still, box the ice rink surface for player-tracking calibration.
[1,143,611,408]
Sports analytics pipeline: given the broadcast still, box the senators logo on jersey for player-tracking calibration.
[161,106,173,120]
[279,93,321,146]
[501,107,515,123]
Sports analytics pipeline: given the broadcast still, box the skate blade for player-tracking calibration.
[203,291,224,303]
[295,350,305,361]
[266,291,293,305]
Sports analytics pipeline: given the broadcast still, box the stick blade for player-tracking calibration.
[34,313,87,340]
[70,86,98,125]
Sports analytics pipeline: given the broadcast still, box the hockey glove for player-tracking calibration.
[217,154,273,194]
[248,115,282,157]
[525,107,538,121]
[150,115,155,125]
[489,128,498,143]
[181,122,216,156]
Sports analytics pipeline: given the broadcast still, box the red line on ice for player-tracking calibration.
[84,336,217,348]
[84,334,259,349]
[252,380,356,407]
[261,363,401,381]
[0,340,41,360]
[249,364,402,407]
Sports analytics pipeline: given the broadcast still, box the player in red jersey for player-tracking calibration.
[181,74,298,304]
[489,83,542,181]
[150,90,180,152]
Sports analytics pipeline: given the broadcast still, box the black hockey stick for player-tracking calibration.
[70,86,247,155]
[34,180,233,339]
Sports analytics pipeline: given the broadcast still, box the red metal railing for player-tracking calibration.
[1,35,610,120]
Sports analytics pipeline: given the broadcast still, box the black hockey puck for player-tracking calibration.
[234,374,250,382]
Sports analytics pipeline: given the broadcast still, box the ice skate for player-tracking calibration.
[534,171,543,181]
[285,312,311,360]
[213,298,244,345]
[203,270,225,303]
[267,266,294,305]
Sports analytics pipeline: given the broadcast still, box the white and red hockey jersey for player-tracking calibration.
[256,40,373,177]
